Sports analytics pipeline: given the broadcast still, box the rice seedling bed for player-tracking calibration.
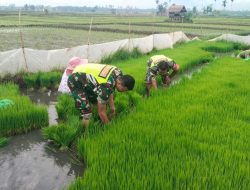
[42,40,244,150]
[0,83,48,136]
[68,55,250,190]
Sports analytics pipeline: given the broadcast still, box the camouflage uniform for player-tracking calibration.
[67,68,122,119]
[145,56,176,84]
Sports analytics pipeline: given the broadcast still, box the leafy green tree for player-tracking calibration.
[222,0,227,8]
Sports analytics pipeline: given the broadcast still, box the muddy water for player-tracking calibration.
[0,90,83,190]
[171,63,208,86]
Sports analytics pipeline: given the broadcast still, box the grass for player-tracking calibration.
[0,137,9,148]
[0,83,48,136]
[68,55,250,189]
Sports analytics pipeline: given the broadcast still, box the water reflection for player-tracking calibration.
[0,90,83,190]
[0,130,83,190]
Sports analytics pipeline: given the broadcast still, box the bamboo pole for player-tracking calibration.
[128,21,131,51]
[87,17,93,60]
[18,9,28,72]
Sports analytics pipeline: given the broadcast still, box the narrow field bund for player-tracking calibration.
[69,54,250,189]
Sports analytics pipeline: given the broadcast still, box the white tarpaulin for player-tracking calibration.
[209,34,250,45]
[153,33,173,50]
[128,35,154,53]
[88,39,128,62]
[0,31,189,76]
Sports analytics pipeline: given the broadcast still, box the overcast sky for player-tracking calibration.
[0,0,250,11]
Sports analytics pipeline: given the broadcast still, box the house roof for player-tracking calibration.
[168,4,187,13]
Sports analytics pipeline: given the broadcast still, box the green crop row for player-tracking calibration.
[0,71,63,90]
[68,55,250,190]
[0,83,48,136]
[23,71,62,89]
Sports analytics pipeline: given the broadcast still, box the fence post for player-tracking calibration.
[19,10,29,72]
[87,17,93,61]
[128,21,131,51]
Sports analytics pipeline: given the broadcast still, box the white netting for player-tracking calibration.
[209,34,250,45]
[0,31,189,76]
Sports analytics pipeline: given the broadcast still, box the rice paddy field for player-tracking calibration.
[0,12,250,51]
[64,41,250,190]
[1,11,250,190]
[29,40,247,189]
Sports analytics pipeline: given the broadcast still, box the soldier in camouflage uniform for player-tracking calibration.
[145,55,179,96]
[68,63,135,128]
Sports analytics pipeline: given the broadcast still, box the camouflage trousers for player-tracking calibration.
[67,73,97,119]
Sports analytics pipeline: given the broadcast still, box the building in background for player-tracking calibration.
[168,4,187,22]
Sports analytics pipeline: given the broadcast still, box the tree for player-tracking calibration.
[24,4,28,11]
[44,8,48,15]
[192,6,198,16]
[222,0,227,9]
[155,0,171,16]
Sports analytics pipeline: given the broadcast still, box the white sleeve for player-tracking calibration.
[58,71,71,93]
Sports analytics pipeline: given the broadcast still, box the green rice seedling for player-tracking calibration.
[23,71,62,89]
[114,93,130,114]
[49,71,62,89]
[0,83,48,136]
[56,93,79,122]
[0,83,19,96]
[39,73,51,89]
[68,52,250,189]
[0,137,9,148]
[39,71,62,89]
[23,72,41,89]
[101,48,143,64]
[202,41,248,53]
[127,91,142,107]
[42,116,82,150]
[131,48,143,58]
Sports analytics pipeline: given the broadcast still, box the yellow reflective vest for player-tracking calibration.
[149,55,173,68]
[73,63,116,84]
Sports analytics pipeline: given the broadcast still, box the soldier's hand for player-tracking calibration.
[110,106,116,117]
[165,76,171,85]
